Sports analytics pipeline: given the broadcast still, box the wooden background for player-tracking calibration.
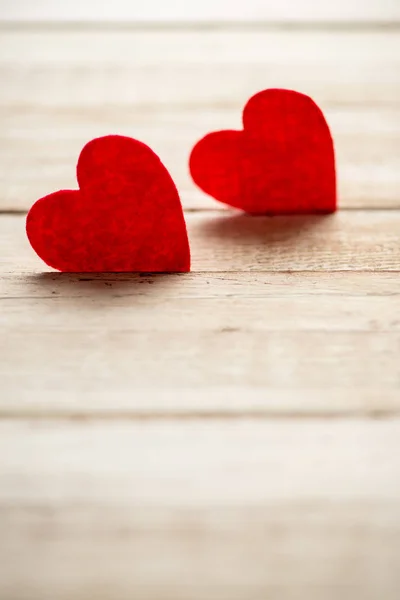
[1,0,399,23]
[0,2,400,599]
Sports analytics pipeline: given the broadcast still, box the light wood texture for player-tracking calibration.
[1,216,400,405]
[1,212,400,273]
[2,503,400,600]
[3,420,400,505]
[0,30,399,211]
[1,421,400,600]
[1,19,400,600]
[0,215,399,415]
[1,0,398,24]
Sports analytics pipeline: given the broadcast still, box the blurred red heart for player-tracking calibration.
[189,89,336,214]
[26,135,190,272]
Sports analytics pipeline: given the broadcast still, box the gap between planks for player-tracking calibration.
[1,405,400,421]
[1,21,400,31]
[3,205,400,216]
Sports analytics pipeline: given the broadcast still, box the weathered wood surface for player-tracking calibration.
[2,503,400,600]
[1,17,400,600]
[0,30,399,211]
[1,212,400,274]
[1,0,399,24]
[1,421,400,600]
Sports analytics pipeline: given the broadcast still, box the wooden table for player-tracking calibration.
[0,17,400,600]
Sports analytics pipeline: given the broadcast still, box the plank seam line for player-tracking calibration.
[1,21,400,32]
[1,410,399,421]
[2,207,400,216]
[2,269,400,279]
[2,294,400,300]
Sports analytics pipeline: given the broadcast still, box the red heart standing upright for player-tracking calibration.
[27,135,190,272]
[189,89,336,214]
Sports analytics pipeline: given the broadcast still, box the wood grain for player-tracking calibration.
[1,421,400,599]
[1,0,398,24]
[2,327,399,399]
[2,271,400,300]
[1,19,400,600]
[1,105,399,212]
[1,503,399,600]
[1,212,399,411]
[0,30,399,211]
[3,419,400,504]
[1,214,399,407]
[1,212,399,274]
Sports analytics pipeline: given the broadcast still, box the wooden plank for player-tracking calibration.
[5,291,400,333]
[186,211,400,272]
[2,30,398,70]
[1,504,399,600]
[1,217,400,402]
[1,213,399,407]
[1,217,399,415]
[2,316,399,395]
[1,31,397,107]
[0,0,398,24]
[187,211,400,272]
[2,389,400,419]
[0,30,399,211]
[1,105,399,211]
[3,419,399,502]
[2,212,399,274]
[1,420,400,504]
[0,421,400,599]
[3,271,400,300]
[1,22,399,600]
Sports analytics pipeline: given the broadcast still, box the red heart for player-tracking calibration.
[26,135,191,272]
[189,89,336,214]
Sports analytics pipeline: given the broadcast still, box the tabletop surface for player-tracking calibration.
[0,6,400,599]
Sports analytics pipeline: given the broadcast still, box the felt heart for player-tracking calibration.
[26,135,191,272]
[189,89,336,214]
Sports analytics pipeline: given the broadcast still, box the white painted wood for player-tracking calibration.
[1,421,400,599]
[1,420,400,506]
[1,18,400,600]
[1,105,399,211]
[2,389,400,418]
[2,271,399,300]
[1,30,399,211]
[2,212,400,274]
[3,291,400,333]
[1,213,399,402]
[0,212,399,406]
[1,503,399,600]
[0,0,398,23]
[2,326,399,398]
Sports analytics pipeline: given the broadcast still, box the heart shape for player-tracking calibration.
[27,135,191,272]
[189,89,336,214]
